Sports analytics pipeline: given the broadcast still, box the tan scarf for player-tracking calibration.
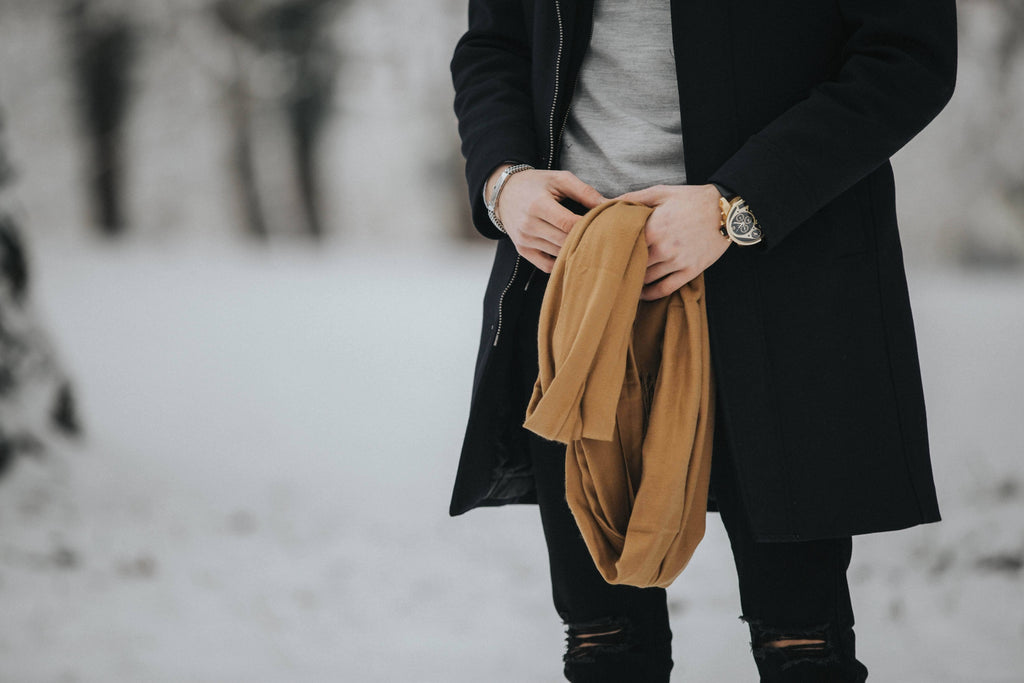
[523,200,715,588]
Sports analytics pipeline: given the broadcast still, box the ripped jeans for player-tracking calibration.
[518,288,869,682]
[528,428,869,683]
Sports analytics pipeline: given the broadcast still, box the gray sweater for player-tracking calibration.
[560,0,687,198]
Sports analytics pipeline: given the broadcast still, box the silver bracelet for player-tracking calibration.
[484,163,533,234]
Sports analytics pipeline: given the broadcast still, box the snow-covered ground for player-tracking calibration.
[0,237,1020,682]
[1,3,1022,680]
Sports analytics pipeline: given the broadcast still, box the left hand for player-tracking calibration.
[616,184,730,301]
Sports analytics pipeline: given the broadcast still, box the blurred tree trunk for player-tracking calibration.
[0,111,80,477]
[64,0,138,237]
[953,0,1024,267]
[212,0,344,240]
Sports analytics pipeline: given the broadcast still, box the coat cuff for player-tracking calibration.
[463,125,541,240]
[708,135,817,252]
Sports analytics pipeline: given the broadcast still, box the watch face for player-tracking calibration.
[730,210,755,236]
[727,201,762,245]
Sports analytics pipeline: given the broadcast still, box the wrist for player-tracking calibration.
[484,163,533,234]
[485,163,515,200]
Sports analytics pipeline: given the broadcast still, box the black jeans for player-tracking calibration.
[516,280,869,682]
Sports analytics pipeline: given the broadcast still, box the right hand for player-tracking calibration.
[489,166,606,273]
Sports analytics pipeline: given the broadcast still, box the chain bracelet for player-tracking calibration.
[484,163,534,234]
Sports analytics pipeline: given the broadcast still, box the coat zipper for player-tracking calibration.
[546,0,567,172]
[553,3,592,171]
[552,1,592,171]
[493,0,567,347]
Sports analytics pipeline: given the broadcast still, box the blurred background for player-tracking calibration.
[0,1,1021,681]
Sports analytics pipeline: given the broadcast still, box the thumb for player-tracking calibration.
[553,172,606,209]
[616,185,670,207]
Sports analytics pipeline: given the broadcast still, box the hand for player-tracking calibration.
[489,166,606,273]
[616,184,730,301]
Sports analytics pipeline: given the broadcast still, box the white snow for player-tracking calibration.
[0,237,1020,682]
[0,2,1022,680]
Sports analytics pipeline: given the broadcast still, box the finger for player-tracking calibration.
[519,231,562,259]
[537,199,585,234]
[642,215,662,249]
[640,270,691,301]
[551,171,606,209]
[617,185,670,206]
[642,220,670,260]
[523,248,556,274]
[644,260,677,286]
[522,220,568,249]
[511,218,565,257]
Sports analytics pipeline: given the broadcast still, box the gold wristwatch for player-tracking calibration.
[714,183,763,246]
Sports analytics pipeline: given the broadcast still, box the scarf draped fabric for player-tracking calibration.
[523,200,715,589]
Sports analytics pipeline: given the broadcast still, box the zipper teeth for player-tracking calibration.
[547,0,565,172]
[493,0,564,349]
[492,256,520,347]
[552,0,589,171]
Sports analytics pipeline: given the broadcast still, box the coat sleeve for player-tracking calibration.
[451,0,542,240]
[708,0,957,251]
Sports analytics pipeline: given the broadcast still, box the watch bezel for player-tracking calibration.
[725,198,763,246]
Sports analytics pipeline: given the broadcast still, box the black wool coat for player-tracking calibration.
[449,0,957,541]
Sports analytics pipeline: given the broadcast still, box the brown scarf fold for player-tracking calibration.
[523,200,715,589]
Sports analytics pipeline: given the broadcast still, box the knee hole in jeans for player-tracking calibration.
[743,617,838,668]
[564,616,634,663]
